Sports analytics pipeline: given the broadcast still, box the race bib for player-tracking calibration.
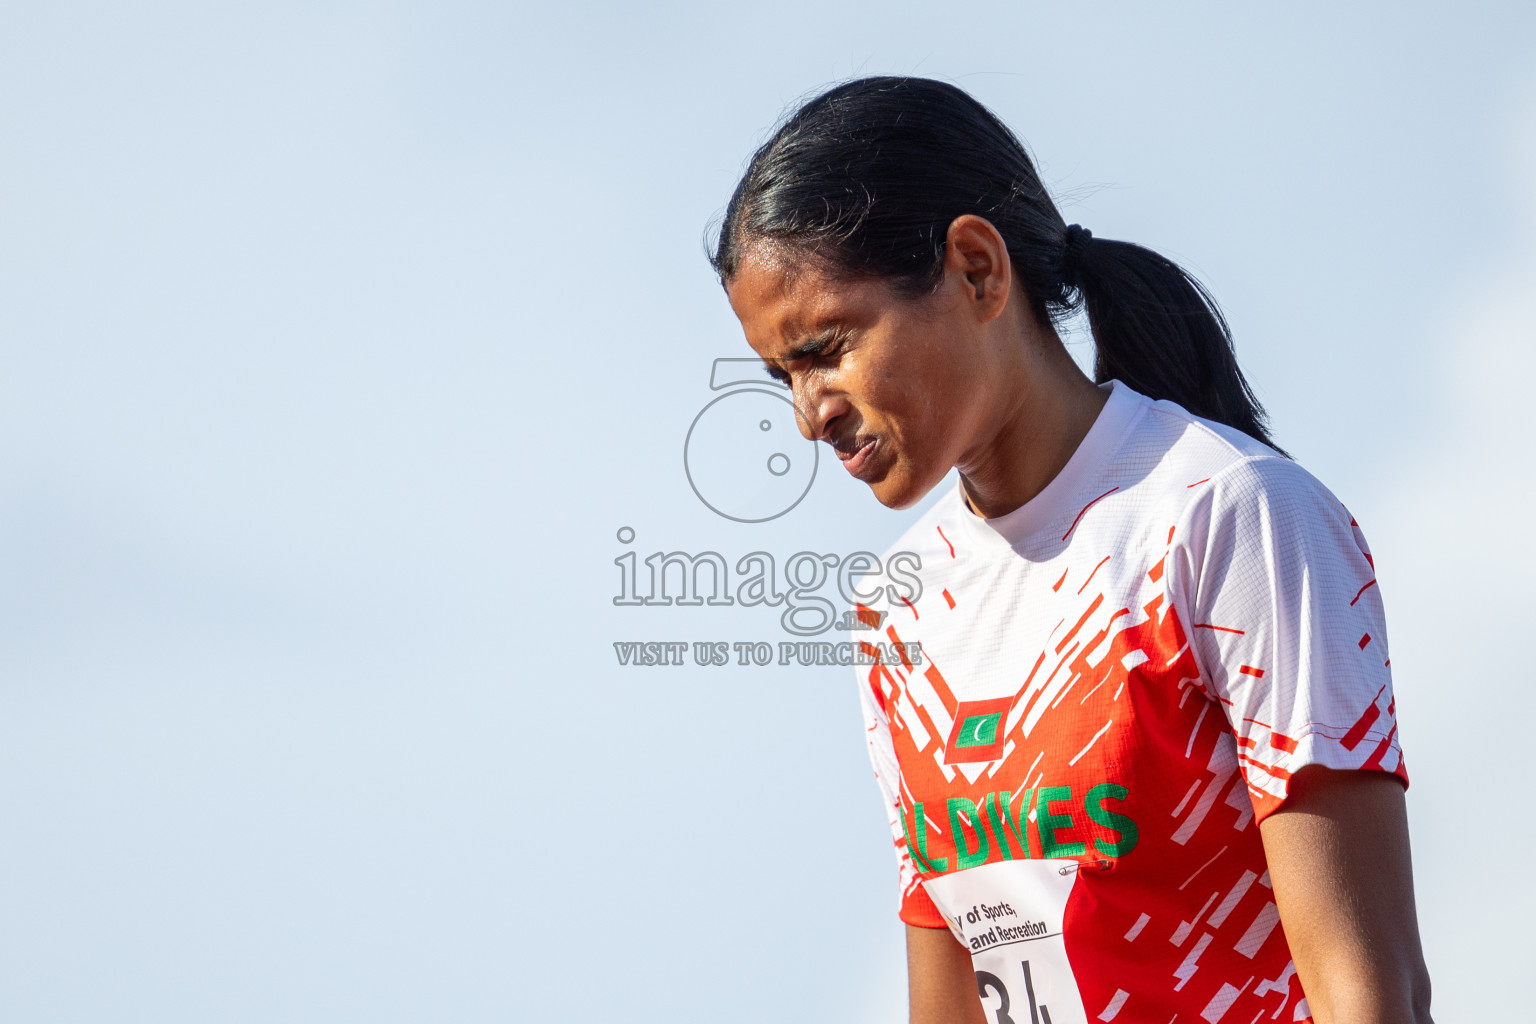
[922,860,1089,1024]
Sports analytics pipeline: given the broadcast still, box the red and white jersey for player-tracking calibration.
[856,381,1405,1024]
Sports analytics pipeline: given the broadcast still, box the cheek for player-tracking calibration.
[863,385,961,488]
[869,363,969,446]
[849,318,982,452]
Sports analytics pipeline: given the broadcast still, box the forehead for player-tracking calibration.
[725,248,876,356]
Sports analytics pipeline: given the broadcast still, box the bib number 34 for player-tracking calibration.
[977,961,1056,1024]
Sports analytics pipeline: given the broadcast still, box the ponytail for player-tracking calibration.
[712,76,1283,454]
[1061,227,1284,454]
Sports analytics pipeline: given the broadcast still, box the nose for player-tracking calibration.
[791,376,848,444]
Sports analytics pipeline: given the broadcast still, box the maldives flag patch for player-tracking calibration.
[944,696,1012,763]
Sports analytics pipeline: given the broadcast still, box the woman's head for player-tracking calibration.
[714,77,1282,508]
[726,213,1054,510]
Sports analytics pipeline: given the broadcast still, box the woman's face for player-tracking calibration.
[725,245,1002,510]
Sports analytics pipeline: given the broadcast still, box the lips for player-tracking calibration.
[836,436,878,479]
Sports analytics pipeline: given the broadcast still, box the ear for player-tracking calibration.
[943,214,1012,323]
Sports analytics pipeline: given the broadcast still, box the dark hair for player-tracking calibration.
[711,76,1283,454]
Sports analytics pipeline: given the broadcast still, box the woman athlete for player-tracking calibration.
[712,78,1432,1024]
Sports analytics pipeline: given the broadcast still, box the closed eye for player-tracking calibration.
[800,330,844,360]
[761,329,849,387]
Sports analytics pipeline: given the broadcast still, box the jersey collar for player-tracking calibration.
[950,380,1146,550]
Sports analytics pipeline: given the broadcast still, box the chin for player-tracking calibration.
[867,465,942,511]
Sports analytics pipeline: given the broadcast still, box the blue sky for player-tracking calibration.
[2,2,1532,1020]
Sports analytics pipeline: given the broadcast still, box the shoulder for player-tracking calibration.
[1075,389,1302,543]
[1105,393,1368,593]
[1168,450,1372,612]
[1131,392,1284,479]
[1185,455,1354,535]
[1114,390,1344,528]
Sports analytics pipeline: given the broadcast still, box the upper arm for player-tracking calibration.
[1258,765,1433,1023]
[907,924,986,1024]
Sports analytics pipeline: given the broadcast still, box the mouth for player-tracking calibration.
[835,436,878,480]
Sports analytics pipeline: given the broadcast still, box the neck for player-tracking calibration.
[957,339,1107,519]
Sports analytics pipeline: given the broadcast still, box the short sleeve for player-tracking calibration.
[1168,456,1407,823]
[855,619,948,929]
